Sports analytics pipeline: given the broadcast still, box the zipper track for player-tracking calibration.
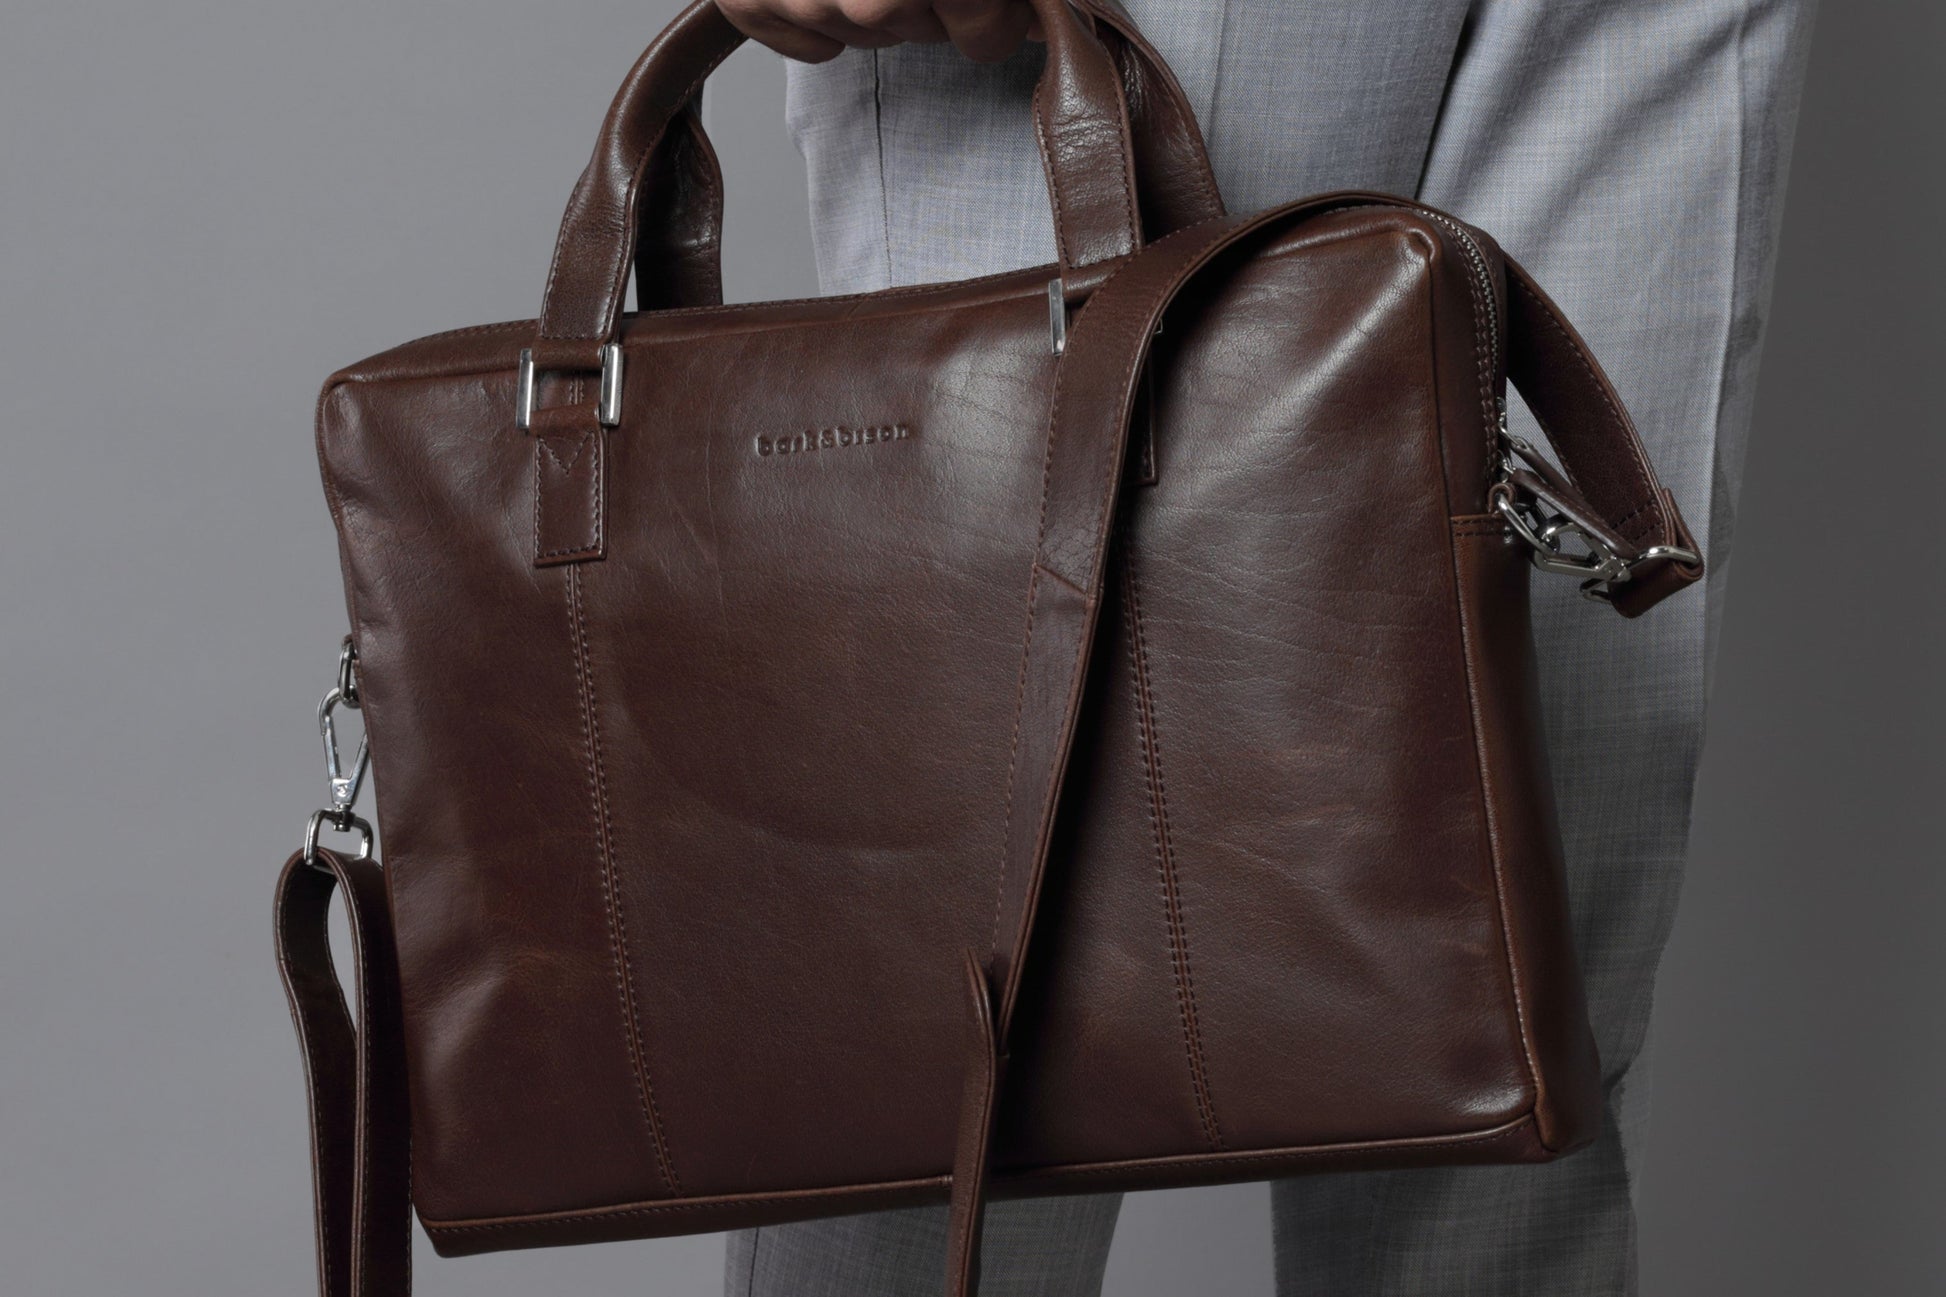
[1421,211,1501,376]
[1321,198,1506,456]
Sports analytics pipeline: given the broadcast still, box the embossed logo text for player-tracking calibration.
[755,425,913,459]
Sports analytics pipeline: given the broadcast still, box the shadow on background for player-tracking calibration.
[1636,3,1946,1292]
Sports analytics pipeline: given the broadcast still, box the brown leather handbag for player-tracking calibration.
[274,2,1705,1293]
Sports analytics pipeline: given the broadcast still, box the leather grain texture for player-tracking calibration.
[282,4,1703,1292]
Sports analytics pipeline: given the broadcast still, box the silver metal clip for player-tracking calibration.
[1491,478,1700,602]
[516,343,625,430]
[318,686,369,814]
[1048,279,1068,356]
[301,637,375,867]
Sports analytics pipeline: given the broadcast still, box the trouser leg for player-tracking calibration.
[726,1194,1123,1297]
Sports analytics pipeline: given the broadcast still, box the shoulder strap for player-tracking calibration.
[276,195,1702,1297]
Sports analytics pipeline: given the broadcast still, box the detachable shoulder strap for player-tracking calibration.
[276,194,1702,1297]
[275,851,411,1297]
[944,193,1703,1294]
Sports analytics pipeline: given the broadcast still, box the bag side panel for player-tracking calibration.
[1448,521,1605,1153]
[320,369,681,1221]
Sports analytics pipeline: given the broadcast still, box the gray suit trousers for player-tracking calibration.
[728,2,1818,1291]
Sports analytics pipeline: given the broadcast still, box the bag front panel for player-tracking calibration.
[576,295,1068,1201]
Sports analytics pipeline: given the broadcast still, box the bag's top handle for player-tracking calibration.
[630,0,1227,313]
[532,0,1147,371]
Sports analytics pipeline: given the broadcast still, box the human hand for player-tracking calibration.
[717,0,1045,65]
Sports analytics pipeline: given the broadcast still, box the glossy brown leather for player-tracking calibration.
[280,5,1704,1294]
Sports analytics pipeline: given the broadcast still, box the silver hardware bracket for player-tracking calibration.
[317,686,370,814]
[1047,279,1068,356]
[516,343,625,430]
[305,808,375,865]
[1490,472,1700,603]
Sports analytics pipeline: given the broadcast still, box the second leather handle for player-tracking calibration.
[632,0,1227,312]
[532,0,1143,369]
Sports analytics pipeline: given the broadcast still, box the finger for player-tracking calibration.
[717,2,849,62]
[833,0,952,43]
[798,3,939,50]
[932,0,1036,63]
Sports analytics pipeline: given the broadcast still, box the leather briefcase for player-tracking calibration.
[274,1,1706,1292]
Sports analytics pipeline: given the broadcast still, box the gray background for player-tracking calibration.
[0,2,1938,1293]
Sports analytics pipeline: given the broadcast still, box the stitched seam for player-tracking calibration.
[537,165,595,340]
[1110,97,1139,251]
[1443,521,1546,1112]
[569,567,683,1195]
[987,567,1043,963]
[1034,84,1149,274]
[1508,273,1661,535]
[1099,13,1223,220]
[280,879,339,1297]
[420,1118,1538,1237]
[403,1061,412,1294]
[343,205,1407,393]
[1005,629,1093,1021]
[1436,225,1495,473]
[536,376,603,560]
[538,429,596,473]
[992,199,1382,973]
[1032,83,1072,271]
[351,874,376,1297]
[1122,561,1223,1152]
[1064,241,1187,578]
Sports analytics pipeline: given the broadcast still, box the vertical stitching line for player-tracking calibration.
[351,872,376,1297]
[1121,561,1223,1152]
[988,567,1043,963]
[569,566,684,1196]
[1444,228,1495,484]
[1032,82,1074,272]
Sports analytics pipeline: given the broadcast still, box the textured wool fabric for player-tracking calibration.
[731,2,1819,1292]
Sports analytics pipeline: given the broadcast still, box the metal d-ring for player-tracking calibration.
[304,808,374,866]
